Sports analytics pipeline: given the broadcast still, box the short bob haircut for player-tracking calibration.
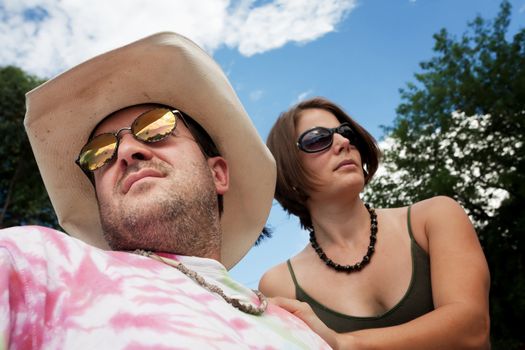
[266,97,381,230]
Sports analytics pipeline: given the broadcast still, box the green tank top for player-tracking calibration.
[287,206,434,332]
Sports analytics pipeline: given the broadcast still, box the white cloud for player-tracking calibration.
[249,89,264,101]
[293,89,314,104]
[0,0,357,77]
[225,0,357,56]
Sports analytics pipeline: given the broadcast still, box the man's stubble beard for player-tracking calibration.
[98,159,222,259]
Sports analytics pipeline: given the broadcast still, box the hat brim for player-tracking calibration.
[24,32,276,269]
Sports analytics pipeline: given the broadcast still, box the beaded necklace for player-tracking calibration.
[309,203,378,273]
[134,249,268,315]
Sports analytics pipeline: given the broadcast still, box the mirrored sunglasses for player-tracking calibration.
[296,123,356,153]
[76,108,179,172]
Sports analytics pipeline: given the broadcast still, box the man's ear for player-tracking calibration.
[207,156,229,195]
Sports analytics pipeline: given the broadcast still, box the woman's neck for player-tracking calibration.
[308,195,372,246]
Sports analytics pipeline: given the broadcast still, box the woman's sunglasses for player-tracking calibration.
[296,123,356,153]
[76,108,180,172]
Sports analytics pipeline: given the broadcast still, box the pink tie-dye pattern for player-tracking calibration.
[0,226,330,350]
[229,317,251,331]
[4,260,33,349]
[109,312,195,333]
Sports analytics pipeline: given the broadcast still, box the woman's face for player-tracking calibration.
[296,108,365,199]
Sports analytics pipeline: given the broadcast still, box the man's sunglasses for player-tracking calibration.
[76,108,180,172]
[296,123,356,153]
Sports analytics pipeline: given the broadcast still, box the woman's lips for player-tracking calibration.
[334,159,357,171]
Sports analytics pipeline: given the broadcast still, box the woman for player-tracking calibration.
[259,97,490,349]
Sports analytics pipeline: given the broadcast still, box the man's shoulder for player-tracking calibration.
[0,225,88,253]
[0,225,109,278]
[1,225,67,240]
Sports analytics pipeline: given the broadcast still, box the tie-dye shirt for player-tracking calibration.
[0,226,330,350]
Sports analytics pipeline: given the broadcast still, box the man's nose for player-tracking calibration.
[116,132,154,168]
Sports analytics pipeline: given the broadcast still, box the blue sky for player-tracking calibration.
[1,0,524,288]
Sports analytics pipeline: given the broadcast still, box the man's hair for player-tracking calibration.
[266,97,381,230]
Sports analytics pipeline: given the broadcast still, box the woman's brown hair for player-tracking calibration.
[266,97,381,230]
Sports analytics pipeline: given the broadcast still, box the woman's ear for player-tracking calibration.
[207,156,229,195]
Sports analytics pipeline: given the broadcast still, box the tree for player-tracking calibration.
[365,2,524,348]
[0,66,58,229]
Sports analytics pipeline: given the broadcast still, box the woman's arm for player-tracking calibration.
[272,196,491,350]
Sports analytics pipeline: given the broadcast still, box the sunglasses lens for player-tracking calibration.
[132,108,177,142]
[300,128,333,152]
[339,125,355,143]
[78,133,118,171]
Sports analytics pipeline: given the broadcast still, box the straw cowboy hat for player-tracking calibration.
[24,32,276,269]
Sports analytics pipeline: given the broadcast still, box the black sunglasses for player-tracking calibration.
[76,108,180,172]
[296,123,356,153]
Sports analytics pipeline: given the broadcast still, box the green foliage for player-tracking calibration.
[365,1,524,348]
[0,66,58,228]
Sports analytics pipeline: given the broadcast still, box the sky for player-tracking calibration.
[1,0,524,288]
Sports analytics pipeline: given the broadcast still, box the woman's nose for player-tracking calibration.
[333,132,351,153]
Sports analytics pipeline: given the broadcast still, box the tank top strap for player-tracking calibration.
[407,205,416,241]
[286,259,300,288]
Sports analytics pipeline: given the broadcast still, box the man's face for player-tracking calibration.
[92,105,228,258]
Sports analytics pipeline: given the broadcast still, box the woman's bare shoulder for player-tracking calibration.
[259,248,312,298]
[258,260,296,298]
[411,195,462,213]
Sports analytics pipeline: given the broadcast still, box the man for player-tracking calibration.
[0,32,329,349]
